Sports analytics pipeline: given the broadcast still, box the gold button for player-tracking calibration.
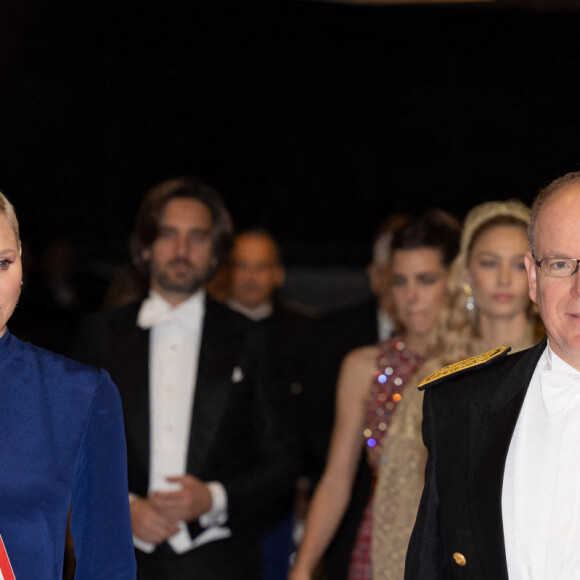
[453,552,466,567]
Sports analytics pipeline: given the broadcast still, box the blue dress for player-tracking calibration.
[0,330,136,579]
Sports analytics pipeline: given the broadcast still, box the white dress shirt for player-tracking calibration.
[133,290,231,554]
[226,298,273,321]
[502,341,580,579]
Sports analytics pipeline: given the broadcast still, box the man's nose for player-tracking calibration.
[175,235,189,256]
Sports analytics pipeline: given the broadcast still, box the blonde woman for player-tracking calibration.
[372,200,543,580]
[0,191,136,578]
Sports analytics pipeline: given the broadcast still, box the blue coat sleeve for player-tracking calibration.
[70,370,136,579]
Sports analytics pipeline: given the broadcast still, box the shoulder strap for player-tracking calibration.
[419,346,511,390]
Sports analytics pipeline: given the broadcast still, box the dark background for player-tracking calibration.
[2,1,580,294]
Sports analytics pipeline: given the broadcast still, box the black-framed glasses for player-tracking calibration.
[534,256,580,278]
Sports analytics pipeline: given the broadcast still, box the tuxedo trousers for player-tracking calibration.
[135,536,261,580]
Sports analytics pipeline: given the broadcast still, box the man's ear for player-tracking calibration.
[141,249,151,263]
[525,252,538,304]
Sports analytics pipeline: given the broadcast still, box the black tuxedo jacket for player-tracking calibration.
[77,296,297,542]
[405,338,547,580]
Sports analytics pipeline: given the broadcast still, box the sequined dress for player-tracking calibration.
[347,338,423,580]
[370,330,539,580]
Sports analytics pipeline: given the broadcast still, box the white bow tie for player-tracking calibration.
[540,370,580,416]
[137,296,202,330]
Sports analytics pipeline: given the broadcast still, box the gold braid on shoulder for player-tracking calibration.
[418,346,511,390]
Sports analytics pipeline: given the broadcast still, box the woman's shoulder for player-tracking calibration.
[5,335,120,429]
[343,343,381,371]
[343,336,406,369]
[11,333,107,390]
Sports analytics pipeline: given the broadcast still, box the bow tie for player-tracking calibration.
[540,370,580,416]
[137,296,202,330]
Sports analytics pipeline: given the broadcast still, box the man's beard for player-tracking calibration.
[153,257,211,296]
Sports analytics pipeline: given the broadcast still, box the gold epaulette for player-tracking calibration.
[418,346,511,390]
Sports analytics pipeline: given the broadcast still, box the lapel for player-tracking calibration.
[108,304,151,476]
[186,297,242,473]
[467,338,547,579]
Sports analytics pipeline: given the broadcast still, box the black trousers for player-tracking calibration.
[135,536,262,580]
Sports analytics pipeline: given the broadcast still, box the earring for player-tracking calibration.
[463,283,475,311]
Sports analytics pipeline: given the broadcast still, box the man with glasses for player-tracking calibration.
[405,171,580,580]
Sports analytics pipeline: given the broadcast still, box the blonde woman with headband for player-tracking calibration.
[372,200,543,580]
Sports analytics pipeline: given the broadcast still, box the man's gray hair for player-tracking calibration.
[529,171,580,256]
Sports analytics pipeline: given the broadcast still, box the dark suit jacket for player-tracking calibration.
[77,296,297,560]
[259,304,318,463]
[405,338,547,580]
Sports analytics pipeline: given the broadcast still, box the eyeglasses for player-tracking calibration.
[534,257,580,277]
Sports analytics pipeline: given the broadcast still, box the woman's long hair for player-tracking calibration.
[423,200,537,376]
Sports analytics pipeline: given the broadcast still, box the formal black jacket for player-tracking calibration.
[405,338,547,580]
[76,296,298,554]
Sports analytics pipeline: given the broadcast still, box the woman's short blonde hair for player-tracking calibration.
[0,191,20,243]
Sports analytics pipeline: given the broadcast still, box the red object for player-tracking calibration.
[0,536,16,580]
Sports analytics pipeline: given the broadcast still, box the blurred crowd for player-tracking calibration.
[7,177,545,580]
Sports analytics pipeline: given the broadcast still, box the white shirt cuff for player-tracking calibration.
[199,481,228,527]
[128,493,156,553]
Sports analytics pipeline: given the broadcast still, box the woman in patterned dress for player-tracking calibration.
[371,200,543,580]
[289,210,461,580]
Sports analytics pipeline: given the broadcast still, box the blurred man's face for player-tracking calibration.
[229,234,284,309]
[145,197,215,305]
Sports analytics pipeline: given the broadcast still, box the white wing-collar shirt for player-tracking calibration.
[133,289,230,554]
[503,340,580,579]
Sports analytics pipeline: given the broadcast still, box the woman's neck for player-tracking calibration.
[402,332,429,357]
[478,310,531,351]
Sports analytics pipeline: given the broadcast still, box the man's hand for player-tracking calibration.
[130,497,180,544]
[149,474,213,522]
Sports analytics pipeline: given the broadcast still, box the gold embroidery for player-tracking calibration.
[418,346,510,388]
